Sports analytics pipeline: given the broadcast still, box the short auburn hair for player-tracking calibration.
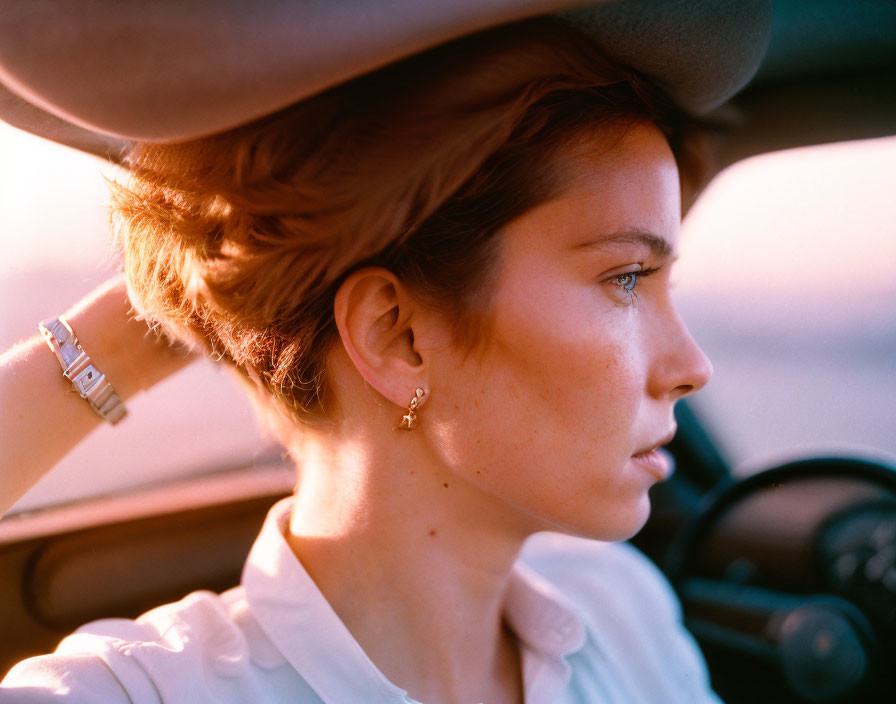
[113,18,700,430]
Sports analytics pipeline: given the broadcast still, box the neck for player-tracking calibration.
[285,428,529,704]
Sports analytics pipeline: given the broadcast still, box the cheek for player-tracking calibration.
[496,294,645,432]
[423,289,654,539]
[428,342,651,540]
[430,300,645,476]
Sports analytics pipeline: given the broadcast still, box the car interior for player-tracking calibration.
[1,1,895,702]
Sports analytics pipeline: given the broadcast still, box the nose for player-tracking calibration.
[647,306,713,401]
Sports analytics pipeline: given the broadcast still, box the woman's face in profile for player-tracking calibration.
[425,122,712,542]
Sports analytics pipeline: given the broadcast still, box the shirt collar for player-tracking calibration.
[242,498,587,703]
[504,561,587,658]
[243,498,411,704]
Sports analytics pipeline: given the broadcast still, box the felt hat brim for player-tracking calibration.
[0,0,771,160]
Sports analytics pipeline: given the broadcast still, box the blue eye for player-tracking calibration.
[614,272,638,293]
[608,266,658,304]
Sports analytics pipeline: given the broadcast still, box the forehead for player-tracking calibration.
[560,121,680,221]
[500,122,682,256]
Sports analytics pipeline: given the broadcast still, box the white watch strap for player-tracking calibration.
[39,316,127,424]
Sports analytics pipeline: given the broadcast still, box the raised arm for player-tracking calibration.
[0,275,193,516]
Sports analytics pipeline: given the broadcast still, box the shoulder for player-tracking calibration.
[1,650,134,703]
[0,587,274,703]
[519,531,683,625]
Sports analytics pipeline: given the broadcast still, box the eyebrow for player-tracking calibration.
[572,228,676,260]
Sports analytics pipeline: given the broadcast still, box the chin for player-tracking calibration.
[550,494,652,543]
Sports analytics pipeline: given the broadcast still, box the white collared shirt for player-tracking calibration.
[1,498,721,703]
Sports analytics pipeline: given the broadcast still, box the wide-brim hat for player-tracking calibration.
[0,1,771,160]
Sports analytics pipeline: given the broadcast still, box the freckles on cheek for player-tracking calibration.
[489,264,643,428]
[594,329,644,385]
[562,333,645,438]
[597,340,640,388]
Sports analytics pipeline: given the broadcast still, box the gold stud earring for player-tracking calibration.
[396,388,427,430]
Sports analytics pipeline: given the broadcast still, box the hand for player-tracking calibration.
[62,274,196,400]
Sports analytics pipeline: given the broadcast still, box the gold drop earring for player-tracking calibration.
[396,387,427,430]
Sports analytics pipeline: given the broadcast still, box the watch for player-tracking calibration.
[38,316,127,425]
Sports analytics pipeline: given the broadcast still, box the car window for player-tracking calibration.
[676,135,896,473]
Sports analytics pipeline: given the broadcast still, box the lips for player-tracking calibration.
[633,427,677,457]
[631,427,677,481]
[631,447,673,481]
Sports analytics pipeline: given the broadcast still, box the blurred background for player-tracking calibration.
[2,121,894,512]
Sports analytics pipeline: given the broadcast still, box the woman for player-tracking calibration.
[0,11,728,704]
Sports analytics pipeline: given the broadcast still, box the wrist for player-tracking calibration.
[62,276,192,401]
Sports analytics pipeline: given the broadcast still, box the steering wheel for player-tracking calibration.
[665,456,896,703]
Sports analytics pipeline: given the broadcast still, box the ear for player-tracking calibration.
[333,267,428,408]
